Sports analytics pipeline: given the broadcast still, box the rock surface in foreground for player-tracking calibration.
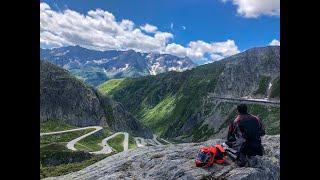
[45,135,279,180]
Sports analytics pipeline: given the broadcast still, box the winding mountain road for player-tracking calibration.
[134,137,146,147]
[40,126,102,136]
[91,132,128,154]
[152,134,163,146]
[40,126,129,154]
[41,127,168,155]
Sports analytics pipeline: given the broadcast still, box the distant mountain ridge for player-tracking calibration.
[98,46,280,142]
[40,46,196,86]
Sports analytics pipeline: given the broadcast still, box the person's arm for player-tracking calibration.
[227,123,236,142]
[227,115,240,142]
[253,115,266,136]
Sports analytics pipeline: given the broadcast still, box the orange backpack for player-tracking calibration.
[195,144,227,168]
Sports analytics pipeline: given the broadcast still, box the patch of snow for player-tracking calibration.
[53,50,69,56]
[149,62,161,75]
[103,68,108,75]
[63,64,70,69]
[168,67,178,71]
[93,58,110,64]
[74,60,81,65]
[268,82,272,90]
[119,64,130,71]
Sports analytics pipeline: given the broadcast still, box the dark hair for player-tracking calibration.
[237,104,248,114]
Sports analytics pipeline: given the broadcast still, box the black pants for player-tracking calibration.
[237,140,263,167]
[241,140,263,156]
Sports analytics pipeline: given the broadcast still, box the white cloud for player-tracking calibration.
[40,2,240,64]
[40,3,172,53]
[165,40,240,64]
[182,26,186,30]
[170,22,174,30]
[140,24,158,33]
[223,0,280,18]
[269,39,280,46]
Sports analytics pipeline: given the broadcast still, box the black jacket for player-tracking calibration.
[227,113,265,156]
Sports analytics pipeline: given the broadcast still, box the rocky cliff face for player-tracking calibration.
[40,60,152,138]
[213,46,280,99]
[40,60,107,126]
[97,92,153,138]
[45,135,280,180]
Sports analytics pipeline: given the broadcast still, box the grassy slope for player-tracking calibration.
[108,134,125,152]
[128,135,137,149]
[40,142,109,179]
[40,120,76,133]
[74,127,112,152]
[41,154,107,179]
[98,61,226,137]
[97,78,125,95]
[137,95,176,134]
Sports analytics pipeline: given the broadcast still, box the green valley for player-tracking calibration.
[98,46,280,142]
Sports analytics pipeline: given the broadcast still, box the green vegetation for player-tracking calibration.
[97,51,280,140]
[40,129,109,179]
[216,103,280,135]
[270,77,280,99]
[248,104,280,135]
[128,135,137,149]
[192,124,210,141]
[74,127,112,152]
[108,134,125,152]
[40,120,76,133]
[40,142,109,179]
[40,129,95,144]
[254,76,271,96]
[138,95,176,134]
[97,78,125,95]
[190,101,280,142]
[40,154,107,179]
[98,61,226,138]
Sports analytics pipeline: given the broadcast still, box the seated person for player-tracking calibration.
[226,104,265,167]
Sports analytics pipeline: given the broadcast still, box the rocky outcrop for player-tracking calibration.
[213,46,280,99]
[40,60,152,138]
[45,135,279,180]
[40,60,107,127]
[98,94,153,138]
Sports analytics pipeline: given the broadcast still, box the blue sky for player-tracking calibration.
[40,0,280,64]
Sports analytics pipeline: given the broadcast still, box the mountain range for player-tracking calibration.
[40,46,196,86]
[98,46,280,142]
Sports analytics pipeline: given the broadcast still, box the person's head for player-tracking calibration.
[237,104,248,114]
